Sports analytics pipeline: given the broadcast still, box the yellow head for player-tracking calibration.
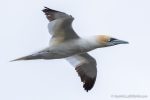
[95,35,128,47]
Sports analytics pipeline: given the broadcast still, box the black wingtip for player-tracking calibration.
[42,7,59,13]
[83,78,96,92]
[75,65,96,92]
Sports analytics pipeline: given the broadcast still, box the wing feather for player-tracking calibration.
[42,7,78,42]
[66,53,97,92]
[42,7,71,21]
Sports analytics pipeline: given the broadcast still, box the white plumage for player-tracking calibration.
[12,7,128,92]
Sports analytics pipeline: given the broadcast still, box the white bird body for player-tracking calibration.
[48,37,99,58]
[12,7,128,92]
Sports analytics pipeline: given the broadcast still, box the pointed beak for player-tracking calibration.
[113,39,129,45]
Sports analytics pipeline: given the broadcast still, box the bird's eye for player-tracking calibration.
[108,38,116,42]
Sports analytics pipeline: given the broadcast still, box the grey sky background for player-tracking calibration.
[0,0,150,100]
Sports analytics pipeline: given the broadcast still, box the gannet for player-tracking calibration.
[11,7,128,92]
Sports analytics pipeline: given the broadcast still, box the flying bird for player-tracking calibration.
[11,7,128,92]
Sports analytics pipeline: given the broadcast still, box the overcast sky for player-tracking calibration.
[0,0,150,100]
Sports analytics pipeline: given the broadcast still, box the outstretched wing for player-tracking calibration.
[42,7,78,42]
[66,53,97,92]
[43,7,97,91]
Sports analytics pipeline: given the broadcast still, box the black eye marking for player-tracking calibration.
[109,38,117,42]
